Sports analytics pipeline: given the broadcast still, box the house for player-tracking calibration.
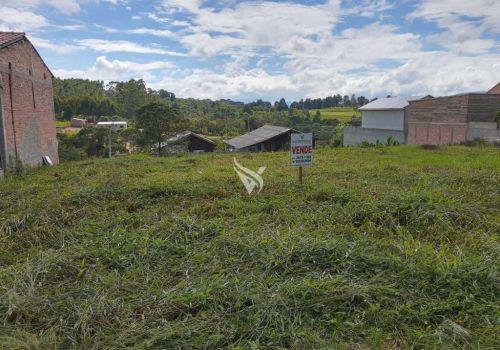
[344,82,500,146]
[0,32,58,172]
[153,130,216,154]
[224,125,295,152]
[407,83,500,145]
[343,96,421,146]
[70,117,88,128]
[96,121,128,131]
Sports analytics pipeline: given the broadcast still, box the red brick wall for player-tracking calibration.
[407,95,469,145]
[0,38,58,168]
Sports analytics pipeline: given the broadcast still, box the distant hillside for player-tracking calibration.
[309,107,362,123]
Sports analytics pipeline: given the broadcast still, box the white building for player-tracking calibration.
[96,121,128,131]
[359,96,410,131]
[344,96,425,146]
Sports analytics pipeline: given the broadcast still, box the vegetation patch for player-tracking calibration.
[0,146,499,349]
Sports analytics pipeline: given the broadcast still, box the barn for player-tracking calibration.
[0,32,58,173]
[224,125,295,152]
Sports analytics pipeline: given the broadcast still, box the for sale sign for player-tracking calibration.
[291,133,313,167]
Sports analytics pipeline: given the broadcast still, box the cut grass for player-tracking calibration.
[0,146,499,349]
[310,107,361,122]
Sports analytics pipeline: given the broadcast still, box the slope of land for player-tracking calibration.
[0,146,499,349]
[310,107,361,122]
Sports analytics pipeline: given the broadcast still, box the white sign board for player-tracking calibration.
[291,133,313,167]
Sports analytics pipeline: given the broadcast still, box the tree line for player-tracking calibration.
[54,78,368,161]
[53,78,370,122]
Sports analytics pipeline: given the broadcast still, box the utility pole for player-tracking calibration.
[108,127,112,158]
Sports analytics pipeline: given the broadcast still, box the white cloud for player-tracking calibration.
[53,56,174,81]
[9,0,498,102]
[410,0,500,54]
[410,0,500,33]
[29,36,82,54]
[160,0,341,57]
[99,26,176,39]
[1,0,81,15]
[0,7,49,31]
[75,39,186,56]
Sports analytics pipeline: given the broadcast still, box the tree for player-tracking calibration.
[274,98,288,111]
[343,95,351,106]
[136,102,185,156]
[314,110,321,122]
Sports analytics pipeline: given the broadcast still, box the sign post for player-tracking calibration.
[291,133,313,184]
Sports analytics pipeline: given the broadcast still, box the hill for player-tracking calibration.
[310,107,361,122]
[0,146,499,349]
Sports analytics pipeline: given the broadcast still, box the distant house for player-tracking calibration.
[70,117,88,128]
[224,125,295,152]
[408,83,500,145]
[344,83,500,146]
[97,121,128,131]
[0,32,59,173]
[343,96,421,146]
[153,131,216,154]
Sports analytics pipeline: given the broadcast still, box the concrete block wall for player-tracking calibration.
[467,122,500,142]
[0,38,58,168]
[343,126,406,146]
[467,94,500,122]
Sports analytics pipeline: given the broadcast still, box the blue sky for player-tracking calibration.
[1,0,499,102]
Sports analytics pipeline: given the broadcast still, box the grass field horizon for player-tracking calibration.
[310,107,361,122]
[1,146,499,349]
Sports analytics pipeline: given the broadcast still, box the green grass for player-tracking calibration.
[0,146,499,349]
[310,107,361,122]
[55,120,71,128]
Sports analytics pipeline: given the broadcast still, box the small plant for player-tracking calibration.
[386,136,399,146]
[494,110,500,129]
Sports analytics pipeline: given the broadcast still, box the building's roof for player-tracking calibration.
[155,131,215,148]
[487,82,500,94]
[97,121,127,125]
[0,32,25,49]
[359,96,422,111]
[224,125,293,149]
[0,32,54,78]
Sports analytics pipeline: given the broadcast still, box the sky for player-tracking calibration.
[1,0,499,102]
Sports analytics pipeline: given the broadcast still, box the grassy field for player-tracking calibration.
[310,107,361,122]
[55,120,71,128]
[0,146,499,349]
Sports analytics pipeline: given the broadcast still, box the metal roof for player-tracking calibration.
[359,96,421,111]
[97,121,127,125]
[156,131,215,148]
[224,125,293,149]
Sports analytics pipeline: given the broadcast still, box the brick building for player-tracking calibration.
[0,32,58,172]
[408,84,500,145]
